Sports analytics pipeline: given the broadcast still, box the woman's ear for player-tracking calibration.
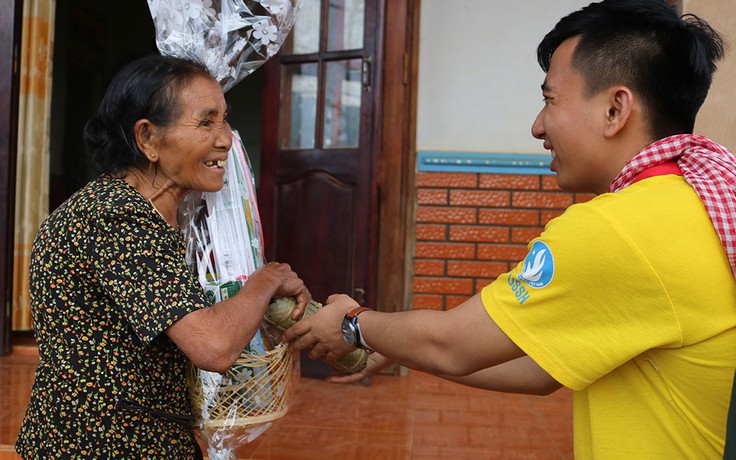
[603,86,634,138]
[134,119,159,161]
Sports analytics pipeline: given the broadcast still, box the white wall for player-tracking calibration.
[416,0,591,155]
[684,0,736,152]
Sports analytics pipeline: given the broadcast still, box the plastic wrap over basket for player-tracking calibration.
[178,131,301,458]
[147,0,301,92]
[149,1,301,456]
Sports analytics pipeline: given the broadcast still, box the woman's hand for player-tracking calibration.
[248,262,311,318]
[327,353,393,384]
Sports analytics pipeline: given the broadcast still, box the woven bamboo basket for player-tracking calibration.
[187,340,298,429]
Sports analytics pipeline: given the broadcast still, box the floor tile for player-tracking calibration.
[0,351,573,459]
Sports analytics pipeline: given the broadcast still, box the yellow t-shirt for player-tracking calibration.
[482,175,736,458]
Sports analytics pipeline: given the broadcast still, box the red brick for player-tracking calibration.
[478,243,529,263]
[415,224,447,241]
[541,210,565,225]
[416,206,477,224]
[412,294,444,311]
[417,188,448,205]
[541,175,561,190]
[449,225,509,243]
[479,174,539,190]
[449,189,510,207]
[414,242,475,259]
[474,279,497,292]
[446,296,470,309]
[414,277,474,295]
[447,260,507,278]
[417,172,477,188]
[511,227,543,244]
[574,193,595,203]
[479,208,539,226]
[512,191,573,209]
[414,259,445,276]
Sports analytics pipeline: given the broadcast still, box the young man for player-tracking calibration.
[284,0,736,457]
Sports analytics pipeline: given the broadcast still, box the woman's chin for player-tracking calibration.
[191,179,225,193]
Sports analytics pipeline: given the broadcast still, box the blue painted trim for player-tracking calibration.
[417,151,554,175]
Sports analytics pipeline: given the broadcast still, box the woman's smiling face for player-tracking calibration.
[152,75,233,195]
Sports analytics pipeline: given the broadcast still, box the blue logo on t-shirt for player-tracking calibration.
[518,241,554,289]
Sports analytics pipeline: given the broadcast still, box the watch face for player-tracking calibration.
[342,317,356,346]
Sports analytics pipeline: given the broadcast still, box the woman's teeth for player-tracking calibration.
[205,160,226,168]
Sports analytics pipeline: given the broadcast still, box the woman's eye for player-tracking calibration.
[199,119,213,127]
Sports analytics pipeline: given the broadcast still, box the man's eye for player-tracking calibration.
[199,119,212,127]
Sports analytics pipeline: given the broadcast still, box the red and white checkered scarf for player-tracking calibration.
[609,134,736,277]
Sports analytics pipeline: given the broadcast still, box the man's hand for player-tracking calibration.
[283,293,359,361]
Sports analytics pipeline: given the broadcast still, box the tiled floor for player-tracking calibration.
[0,346,573,459]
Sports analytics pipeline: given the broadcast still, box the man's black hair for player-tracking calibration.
[537,0,725,138]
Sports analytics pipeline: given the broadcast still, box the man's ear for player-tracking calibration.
[603,86,634,138]
[134,119,160,160]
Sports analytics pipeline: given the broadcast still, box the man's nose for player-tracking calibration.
[531,111,545,140]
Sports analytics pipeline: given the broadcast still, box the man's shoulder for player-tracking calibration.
[576,175,697,216]
[545,176,703,241]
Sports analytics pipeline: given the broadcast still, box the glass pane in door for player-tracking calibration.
[282,0,320,54]
[323,59,362,149]
[327,0,364,51]
[280,63,319,149]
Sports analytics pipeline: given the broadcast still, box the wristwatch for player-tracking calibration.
[341,306,374,353]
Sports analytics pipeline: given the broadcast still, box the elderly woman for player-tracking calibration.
[15,54,310,459]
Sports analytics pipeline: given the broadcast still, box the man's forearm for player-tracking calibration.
[358,294,526,376]
[439,356,563,395]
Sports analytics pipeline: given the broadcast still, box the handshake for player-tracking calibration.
[266,294,390,383]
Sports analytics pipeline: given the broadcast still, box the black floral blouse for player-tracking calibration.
[16,175,209,459]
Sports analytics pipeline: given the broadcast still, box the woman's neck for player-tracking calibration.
[123,167,185,228]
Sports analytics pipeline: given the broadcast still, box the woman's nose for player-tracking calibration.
[217,123,233,150]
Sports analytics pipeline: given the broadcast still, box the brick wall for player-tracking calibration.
[412,171,594,311]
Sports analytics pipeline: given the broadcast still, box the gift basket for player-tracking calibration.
[147,1,301,458]
[178,130,299,457]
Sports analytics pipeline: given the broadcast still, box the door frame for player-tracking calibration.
[375,0,419,316]
[0,0,23,356]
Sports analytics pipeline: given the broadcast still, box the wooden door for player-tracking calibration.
[260,0,382,306]
[0,0,23,356]
[259,0,383,377]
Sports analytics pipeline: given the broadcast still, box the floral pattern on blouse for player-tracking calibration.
[16,175,209,459]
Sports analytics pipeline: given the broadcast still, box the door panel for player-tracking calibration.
[275,171,355,300]
[260,0,381,377]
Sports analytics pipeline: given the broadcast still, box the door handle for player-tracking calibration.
[362,57,372,92]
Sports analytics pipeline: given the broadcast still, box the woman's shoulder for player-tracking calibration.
[72,175,150,218]
[44,176,152,233]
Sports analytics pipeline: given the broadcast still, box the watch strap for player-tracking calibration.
[346,306,374,352]
[346,306,372,319]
